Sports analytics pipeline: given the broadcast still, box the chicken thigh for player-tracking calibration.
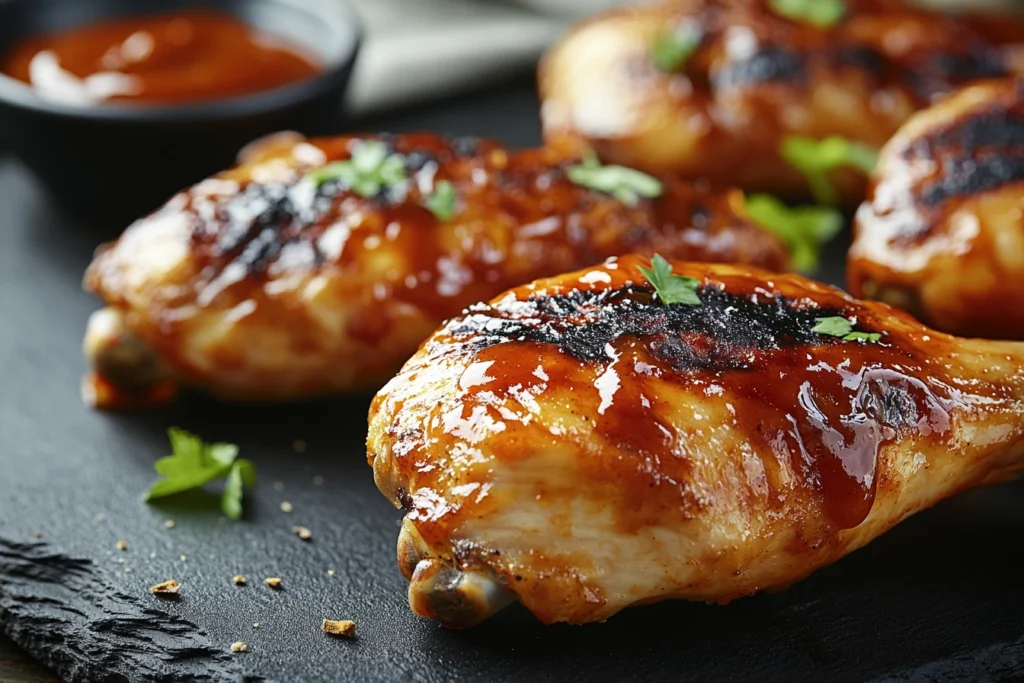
[368,254,1024,627]
[848,78,1024,338]
[539,0,1022,203]
[82,132,788,407]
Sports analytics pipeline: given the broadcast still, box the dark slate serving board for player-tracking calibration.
[2,76,1024,683]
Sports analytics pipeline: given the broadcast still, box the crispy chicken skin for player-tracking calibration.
[82,132,788,407]
[848,78,1024,339]
[368,254,1024,627]
[539,0,1022,203]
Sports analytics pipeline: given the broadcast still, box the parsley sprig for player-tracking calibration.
[769,0,846,27]
[567,154,663,206]
[743,194,843,272]
[424,180,458,220]
[652,22,702,72]
[306,140,407,198]
[144,428,256,520]
[639,254,701,305]
[813,316,882,343]
[781,135,879,205]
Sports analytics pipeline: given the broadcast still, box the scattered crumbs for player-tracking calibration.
[293,439,307,453]
[280,501,294,514]
[32,530,41,539]
[230,641,248,654]
[322,619,357,638]
[253,622,260,629]
[274,481,285,492]
[233,575,247,586]
[265,577,282,589]
[149,552,157,559]
[327,569,335,577]
[180,555,187,562]
[151,579,180,595]
[116,540,128,551]
[313,475,325,486]
[95,513,105,522]
[124,567,132,573]
[164,520,176,529]
[293,526,312,541]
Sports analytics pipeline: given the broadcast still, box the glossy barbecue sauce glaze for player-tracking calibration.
[425,259,980,531]
[1,10,320,105]
[176,133,788,345]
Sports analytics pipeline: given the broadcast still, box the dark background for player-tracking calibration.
[2,75,1024,683]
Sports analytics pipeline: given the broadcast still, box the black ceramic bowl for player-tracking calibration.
[0,0,361,221]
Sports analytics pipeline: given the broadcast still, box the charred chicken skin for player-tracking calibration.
[539,0,1022,203]
[368,254,1024,627]
[848,78,1024,339]
[82,132,788,407]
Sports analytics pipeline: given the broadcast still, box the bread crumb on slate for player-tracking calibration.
[233,575,247,586]
[151,579,180,595]
[164,519,176,529]
[253,622,260,629]
[313,475,324,486]
[95,513,105,522]
[265,577,282,589]
[293,526,312,541]
[327,569,335,577]
[32,530,41,539]
[116,540,127,551]
[293,439,307,453]
[180,555,187,562]
[322,619,357,638]
[280,501,294,513]
[231,641,248,653]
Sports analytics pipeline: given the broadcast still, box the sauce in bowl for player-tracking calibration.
[1,9,321,106]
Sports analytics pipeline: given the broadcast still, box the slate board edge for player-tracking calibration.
[0,539,270,683]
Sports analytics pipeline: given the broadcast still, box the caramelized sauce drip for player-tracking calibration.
[435,279,955,530]
[1,10,320,105]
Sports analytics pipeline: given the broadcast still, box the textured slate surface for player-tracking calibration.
[1,76,1023,682]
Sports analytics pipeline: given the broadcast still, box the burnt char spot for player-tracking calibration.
[712,45,805,89]
[831,45,888,79]
[447,285,857,372]
[903,50,1006,103]
[911,105,1024,206]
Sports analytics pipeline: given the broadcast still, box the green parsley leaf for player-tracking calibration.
[781,135,879,205]
[743,194,843,272]
[144,428,256,520]
[567,154,663,206]
[813,316,882,343]
[652,22,702,72]
[424,180,458,221]
[306,140,407,198]
[638,253,702,306]
[769,0,846,27]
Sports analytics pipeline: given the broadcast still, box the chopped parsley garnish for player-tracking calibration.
[567,153,663,206]
[424,180,457,220]
[144,428,256,521]
[743,194,843,272]
[638,253,702,306]
[306,140,407,197]
[769,0,846,27]
[813,315,882,342]
[652,22,702,72]
[781,135,879,205]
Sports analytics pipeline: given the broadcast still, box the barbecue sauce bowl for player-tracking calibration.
[0,0,361,221]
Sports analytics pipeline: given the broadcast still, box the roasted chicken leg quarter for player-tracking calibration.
[82,132,789,407]
[539,0,1023,203]
[848,78,1024,339]
[367,254,1024,627]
